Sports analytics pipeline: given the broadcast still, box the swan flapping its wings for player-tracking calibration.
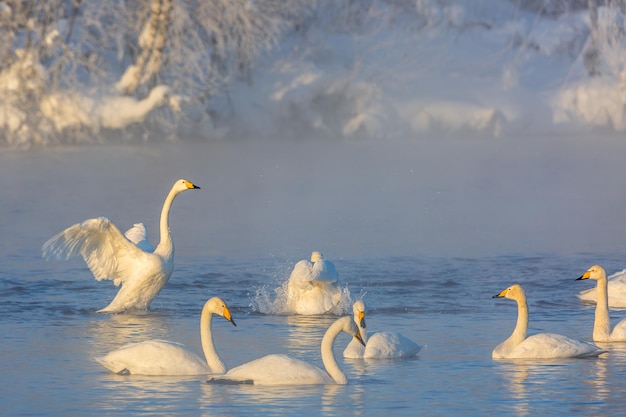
[286,251,344,315]
[42,179,200,313]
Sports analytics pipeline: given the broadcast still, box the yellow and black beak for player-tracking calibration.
[354,329,366,347]
[576,271,591,281]
[223,306,237,327]
[358,310,366,329]
[185,180,201,190]
[492,289,506,299]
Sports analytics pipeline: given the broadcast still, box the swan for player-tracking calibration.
[41,178,200,313]
[207,316,364,385]
[286,251,344,315]
[343,300,422,359]
[96,297,236,375]
[577,265,626,342]
[492,284,605,359]
[578,268,626,308]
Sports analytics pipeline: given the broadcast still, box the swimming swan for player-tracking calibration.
[577,265,626,342]
[96,297,236,375]
[343,300,422,359]
[492,284,605,359]
[578,268,626,308]
[208,316,364,385]
[286,251,343,315]
[42,179,200,313]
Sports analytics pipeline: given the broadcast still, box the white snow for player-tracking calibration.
[2,1,626,146]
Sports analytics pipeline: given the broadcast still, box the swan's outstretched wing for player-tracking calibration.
[124,223,154,252]
[42,217,151,286]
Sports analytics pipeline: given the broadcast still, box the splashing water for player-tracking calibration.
[251,279,352,315]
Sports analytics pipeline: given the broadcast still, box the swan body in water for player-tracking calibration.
[343,300,422,359]
[577,265,626,342]
[286,251,343,315]
[96,297,236,375]
[578,268,626,308]
[42,179,200,313]
[492,284,605,359]
[208,316,364,385]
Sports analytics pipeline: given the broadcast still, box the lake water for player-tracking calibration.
[4,138,626,416]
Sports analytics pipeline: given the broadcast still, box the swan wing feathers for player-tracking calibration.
[96,340,210,375]
[363,332,422,358]
[218,354,331,385]
[42,217,151,285]
[311,259,339,283]
[289,260,315,289]
[124,223,154,252]
[510,333,605,359]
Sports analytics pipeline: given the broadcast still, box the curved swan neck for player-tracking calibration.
[154,186,178,257]
[321,319,348,384]
[594,273,611,341]
[512,295,529,343]
[200,304,226,374]
[496,293,528,355]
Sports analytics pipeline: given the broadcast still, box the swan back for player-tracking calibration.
[210,316,363,385]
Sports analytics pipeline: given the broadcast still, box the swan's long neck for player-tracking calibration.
[200,305,226,374]
[154,187,178,258]
[321,319,348,385]
[500,294,528,353]
[593,274,611,341]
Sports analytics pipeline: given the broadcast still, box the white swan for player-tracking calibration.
[343,300,422,359]
[492,284,605,359]
[96,297,236,375]
[577,265,626,342]
[286,251,343,315]
[41,179,200,313]
[578,268,626,308]
[208,316,364,385]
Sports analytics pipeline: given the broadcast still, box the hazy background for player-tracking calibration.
[5,134,626,263]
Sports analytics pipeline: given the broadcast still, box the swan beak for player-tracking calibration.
[576,271,591,281]
[184,180,201,190]
[492,289,506,298]
[223,307,237,327]
[354,329,366,347]
[358,311,366,329]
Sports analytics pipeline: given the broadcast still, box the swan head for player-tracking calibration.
[338,316,366,346]
[173,178,201,193]
[310,251,323,262]
[352,300,366,328]
[577,265,606,281]
[206,297,237,327]
[492,284,524,301]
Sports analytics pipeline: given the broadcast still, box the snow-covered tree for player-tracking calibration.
[0,0,312,147]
